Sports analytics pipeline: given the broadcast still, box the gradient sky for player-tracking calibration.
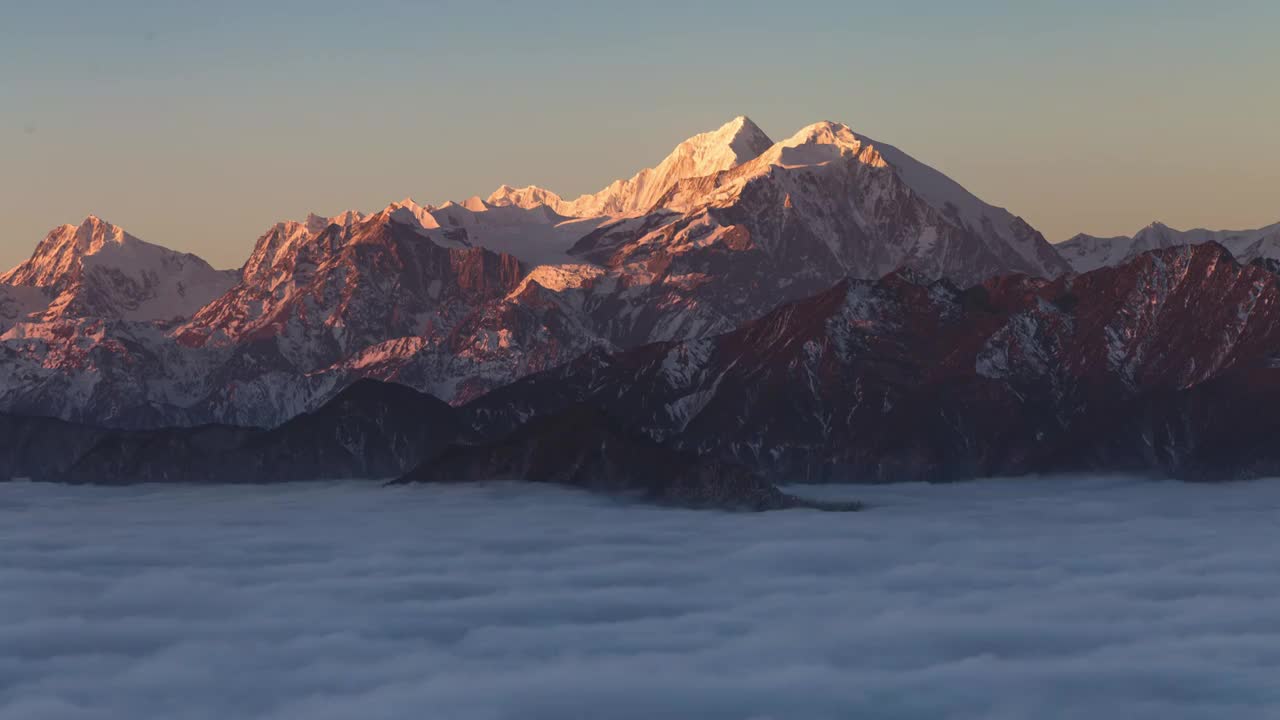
[2,0,1277,270]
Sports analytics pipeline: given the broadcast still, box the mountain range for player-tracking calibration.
[3,115,1278,508]
[1057,220,1280,272]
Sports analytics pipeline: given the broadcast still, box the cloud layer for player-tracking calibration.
[3,477,1280,719]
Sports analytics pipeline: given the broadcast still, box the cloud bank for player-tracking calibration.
[3,477,1280,719]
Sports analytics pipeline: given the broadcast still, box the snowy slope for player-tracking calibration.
[0,284,51,332]
[486,116,774,218]
[1,216,236,323]
[413,198,609,266]
[579,120,1069,290]
[488,116,1068,282]
[1057,221,1280,272]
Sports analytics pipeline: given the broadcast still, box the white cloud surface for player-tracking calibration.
[3,476,1280,719]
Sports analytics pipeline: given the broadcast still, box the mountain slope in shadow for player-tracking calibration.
[396,404,860,512]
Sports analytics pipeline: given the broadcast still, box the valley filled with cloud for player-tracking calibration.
[3,477,1279,719]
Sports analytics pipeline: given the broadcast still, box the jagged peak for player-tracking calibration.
[1195,240,1238,260]
[506,263,606,299]
[1132,220,1280,243]
[1113,239,1239,272]
[782,120,858,145]
[386,196,432,213]
[303,209,366,234]
[303,213,338,235]
[1062,219,1280,273]
[72,214,131,245]
[1,213,234,324]
[486,184,567,211]
[473,117,774,219]
[381,197,441,231]
[642,115,775,187]
[2,215,139,287]
[754,120,884,170]
[1134,221,1174,237]
[543,116,776,217]
[245,208,380,284]
[80,214,116,229]
[668,115,773,170]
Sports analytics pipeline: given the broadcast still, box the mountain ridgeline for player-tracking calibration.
[2,116,1279,507]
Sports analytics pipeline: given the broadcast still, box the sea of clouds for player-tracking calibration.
[3,476,1280,719]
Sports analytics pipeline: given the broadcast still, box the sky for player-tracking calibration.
[6,476,1280,719]
[2,0,1277,270]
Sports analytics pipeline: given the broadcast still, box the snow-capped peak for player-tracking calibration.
[461,196,489,212]
[1,215,236,323]
[752,121,886,169]
[781,120,858,146]
[486,185,569,212]
[485,116,774,219]
[304,213,329,234]
[762,121,1055,264]
[662,115,774,179]
[1058,219,1280,272]
[2,215,137,288]
[643,118,1069,280]
[305,209,366,234]
[383,197,440,231]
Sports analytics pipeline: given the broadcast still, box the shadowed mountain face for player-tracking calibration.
[0,413,110,481]
[4,383,845,512]
[396,404,859,512]
[44,380,462,485]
